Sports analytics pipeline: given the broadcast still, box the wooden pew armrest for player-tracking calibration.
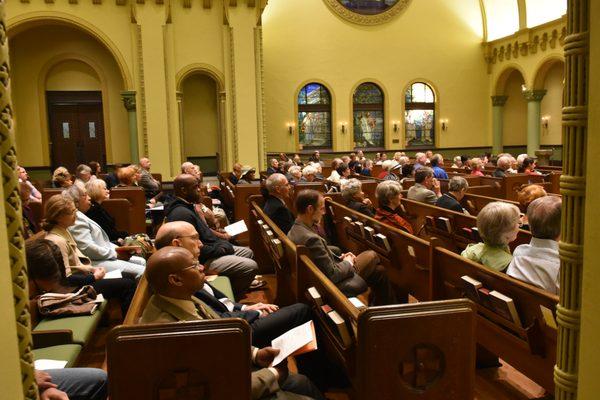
[33,330,74,348]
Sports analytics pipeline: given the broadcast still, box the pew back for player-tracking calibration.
[109,186,146,233]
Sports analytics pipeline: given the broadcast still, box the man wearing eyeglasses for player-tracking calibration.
[140,246,325,400]
[165,174,260,299]
[263,174,295,234]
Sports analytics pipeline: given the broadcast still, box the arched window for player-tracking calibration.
[404,82,435,148]
[353,82,384,149]
[298,83,332,149]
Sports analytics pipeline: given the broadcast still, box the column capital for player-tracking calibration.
[522,89,547,102]
[121,90,137,111]
[176,91,183,102]
[491,95,508,106]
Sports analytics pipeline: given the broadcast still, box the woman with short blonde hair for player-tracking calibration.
[374,180,413,233]
[52,166,73,188]
[461,201,521,271]
[85,179,128,241]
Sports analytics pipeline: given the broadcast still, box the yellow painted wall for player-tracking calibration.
[579,0,600,397]
[502,70,527,146]
[540,62,563,145]
[9,24,130,166]
[182,74,219,158]
[263,0,489,152]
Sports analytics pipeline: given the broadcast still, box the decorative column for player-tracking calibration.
[523,89,547,156]
[491,95,508,155]
[555,0,589,399]
[176,91,185,165]
[0,0,38,398]
[121,91,139,162]
[218,91,229,170]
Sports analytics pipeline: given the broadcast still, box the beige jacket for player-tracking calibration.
[45,227,93,276]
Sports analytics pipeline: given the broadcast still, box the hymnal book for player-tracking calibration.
[425,216,436,230]
[327,310,352,347]
[307,287,323,306]
[257,219,264,226]
[461,275,483,302]
[477,287,493,310]
[461,227,473,239]
[271,239,284,259]
[343,216,353,225]
[224,220,248,237]
[374,233,391,251]
[407,245,416,258]
[489,290,522,328]
[320,304,333,315]
[436,217,452,233]
[364,226,375,241]
[270,320,317,366]
[354,221,365,237]
[540,305,558,330]
[348,297,367,310]
[265,230,274,240]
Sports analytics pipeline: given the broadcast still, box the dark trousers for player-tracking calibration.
[355,250,397,306]
[92,277,136,314]
[251,303,312,348]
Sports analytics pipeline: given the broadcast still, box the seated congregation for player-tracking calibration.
[20,150,561,399]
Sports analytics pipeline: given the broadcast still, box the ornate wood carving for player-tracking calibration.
[323,0,411,26]
[555,1,588,398]
[134,25,149,155]
[0,1,38,398]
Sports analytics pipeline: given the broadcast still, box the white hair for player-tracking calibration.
[382,159,395,171]
[302,165,317,177]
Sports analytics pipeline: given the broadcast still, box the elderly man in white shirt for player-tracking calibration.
[507,196,561,294]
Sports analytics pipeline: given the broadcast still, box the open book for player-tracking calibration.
[224,220,248,237]
[270,320,317,366]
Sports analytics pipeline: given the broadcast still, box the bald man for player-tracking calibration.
[165,174,259,298]
[138,157,160,199]
[141,247,324,400]
[155,221,313,348]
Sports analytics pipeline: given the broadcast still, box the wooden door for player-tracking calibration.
[47,91,107,171]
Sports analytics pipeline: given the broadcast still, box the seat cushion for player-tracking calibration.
[210,276,234,300]
[34,300,107,345]
[33,344,82,368]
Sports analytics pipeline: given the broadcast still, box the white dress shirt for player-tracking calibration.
[507,237,560,295]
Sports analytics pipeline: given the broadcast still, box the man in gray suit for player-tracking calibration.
[287,190,395,305]
[407,167,441,205]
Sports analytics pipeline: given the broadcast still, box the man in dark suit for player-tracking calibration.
[288,190,396,305]
[266,158,281,176]
[435,176,468,213]
[155,221,314,348]
[263,174,295,234]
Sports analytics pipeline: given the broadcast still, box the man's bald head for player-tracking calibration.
[146,246,204,296]
[173,174,201,203]
[155,221,202,259]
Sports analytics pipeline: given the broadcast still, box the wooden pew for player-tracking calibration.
[109,186,147,234]
[297,252,476,399]
[430,246,558,394]
[462,193,521,215]
[400,198,531,252]
[41,188,65,210]
[325,199,432,302]
[102,198,133,234]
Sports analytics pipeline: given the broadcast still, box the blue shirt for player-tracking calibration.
[432,166,448,179]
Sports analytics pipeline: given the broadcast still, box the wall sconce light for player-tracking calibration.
[521,84,528,93]
[286,122,294,135]
[340,122,347,134]
[440,119,449,131]
[541,116,550,130]
[393,121,399,133]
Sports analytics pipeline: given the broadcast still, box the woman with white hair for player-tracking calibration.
[85,179,129,242]
[374,180,413,234]
[451,156,463,168]
[62,184,146,278]
[341,178,374,217]
[302,165,317,182]
[288,165,302,183]
[461,201,521,272]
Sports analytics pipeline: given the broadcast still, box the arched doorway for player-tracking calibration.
[179,72,222,174]
[8,21,129,170]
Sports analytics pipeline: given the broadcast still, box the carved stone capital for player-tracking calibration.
[121,90,137,111]
[176,91,183,102]
[491,95,508,106]
[522,89,547,102]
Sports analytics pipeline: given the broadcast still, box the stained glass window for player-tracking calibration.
[404,82,435,148]
[353,83,384,149]
[298,83,332,149]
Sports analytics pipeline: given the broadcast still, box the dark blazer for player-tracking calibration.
[266,167,280,176]
[435,193,464,213]
[346,199,375,218]
[493,168,507,178]
[86,201,128,242]
[195,284,260,323]
[165,197,234,262]
[263,195,295,234]
[288,220,367,296]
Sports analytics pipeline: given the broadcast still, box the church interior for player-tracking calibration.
[1,0,600,398]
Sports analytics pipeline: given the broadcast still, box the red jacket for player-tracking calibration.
[375,207,413,234]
